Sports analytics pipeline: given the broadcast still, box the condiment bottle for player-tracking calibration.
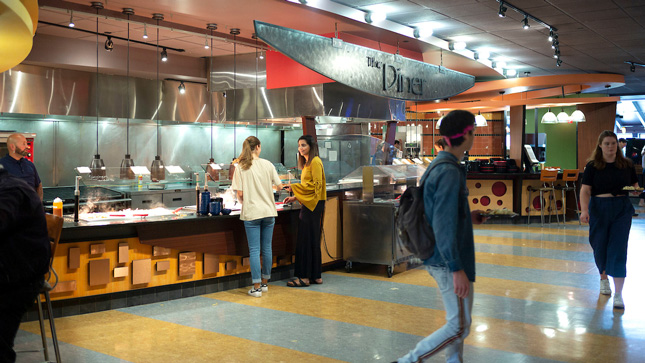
[53,197,63,217]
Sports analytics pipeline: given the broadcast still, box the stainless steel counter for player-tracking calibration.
[342,199,411,277]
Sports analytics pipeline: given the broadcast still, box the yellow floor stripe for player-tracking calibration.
[476,251,597,274]
[475,224,589,237]
[20,310,341,363]
[326,269,607,310]
[475,235,592,252]
[206,287,636,362]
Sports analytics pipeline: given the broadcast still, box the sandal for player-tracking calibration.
[311,279,323,285]
[286,278,310,287]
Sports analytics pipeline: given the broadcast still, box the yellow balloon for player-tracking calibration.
[0,0,38,73]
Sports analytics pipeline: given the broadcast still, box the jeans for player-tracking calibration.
[243,217,275,284]
[589,196,633,277]
[398,266,474,363]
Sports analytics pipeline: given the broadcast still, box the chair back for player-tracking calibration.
[562,169,579,182]
[45,214,63,265]
[540,169,559,183]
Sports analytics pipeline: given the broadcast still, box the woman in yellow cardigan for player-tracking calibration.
[284,135,326,287]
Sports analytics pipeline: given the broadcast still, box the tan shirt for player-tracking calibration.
[231,158,282,221]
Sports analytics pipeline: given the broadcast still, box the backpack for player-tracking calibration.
[395,158,461,260]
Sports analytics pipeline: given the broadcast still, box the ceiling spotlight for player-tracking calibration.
[553,48,560,58]
[522,16,530,29]
[104,36,114,52]
[412,23,434,39]
[143,24,148,39]
[259,51,265,60]
[551,39,559,49]
[476,49,490,60]
[68,11,75,28]
[204,36,209,49]
[365,10,387,23]
[498,1,507,18]
[556,59,562,67]
[449,41,467,51]
[178,82,186,94]
[161,47,168,62]
[548,29,553,42]
[631,64,636,72]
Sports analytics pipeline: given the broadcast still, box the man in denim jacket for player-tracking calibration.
[397,110,484,363]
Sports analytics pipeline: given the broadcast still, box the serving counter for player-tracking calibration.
[49,206,300,303]
[466,171,581,220]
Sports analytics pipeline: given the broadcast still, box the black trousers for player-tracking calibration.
[294,200,325,280]
[0,278,43,363]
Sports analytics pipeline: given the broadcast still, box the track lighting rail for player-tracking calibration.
[38,20,185,53]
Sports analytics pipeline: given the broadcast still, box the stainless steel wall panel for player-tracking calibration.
[225,85,324,122]
[0,64,222,123]
[208,53,266,92]
[321,83,406,121]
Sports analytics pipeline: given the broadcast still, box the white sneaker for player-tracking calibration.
[248,287,262,298]
[261,284,268,292]
[600,279,611,295]
[613,293,624,309]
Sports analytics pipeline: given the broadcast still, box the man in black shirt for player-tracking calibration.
[0,165,51,362]
[0,133,43,200]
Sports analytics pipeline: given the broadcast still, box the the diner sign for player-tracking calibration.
[254,21,475,101]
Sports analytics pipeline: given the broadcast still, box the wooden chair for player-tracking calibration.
[556,169,581,225]
[36,214,63,363]
[527,169,560,225]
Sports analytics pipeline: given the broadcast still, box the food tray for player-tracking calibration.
[480,209,519,218]
[622,187,644,191]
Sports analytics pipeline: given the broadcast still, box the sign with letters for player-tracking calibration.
[254,21,475,101]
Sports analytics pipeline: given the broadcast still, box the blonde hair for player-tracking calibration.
[237,136,261,170]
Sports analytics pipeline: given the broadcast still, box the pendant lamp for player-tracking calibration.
[571,109,586,122]
[205,24,218,182]
[541,108,557,124]
[150,13,165,181]
[557,108,570,123]
[90,2,105,179]
[475,111,488,127]
[231,28,240,157]
[120,8,135,179]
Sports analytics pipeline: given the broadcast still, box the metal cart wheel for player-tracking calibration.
[387,265,393,278]
[345,261,353,273]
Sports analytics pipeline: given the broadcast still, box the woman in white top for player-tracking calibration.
[231,136,283,297]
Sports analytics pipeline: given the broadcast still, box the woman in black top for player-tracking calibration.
[580,130,638,309]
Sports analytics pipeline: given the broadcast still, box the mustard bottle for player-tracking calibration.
[53,197,63,217]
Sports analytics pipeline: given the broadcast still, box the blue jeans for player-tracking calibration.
[243,217,275,284]
[398,266,474,363]
[589,196,633,278]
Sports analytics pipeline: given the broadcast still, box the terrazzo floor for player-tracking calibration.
[14,217,645,362]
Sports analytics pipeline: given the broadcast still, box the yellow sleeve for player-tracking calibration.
[291,157,326,210]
